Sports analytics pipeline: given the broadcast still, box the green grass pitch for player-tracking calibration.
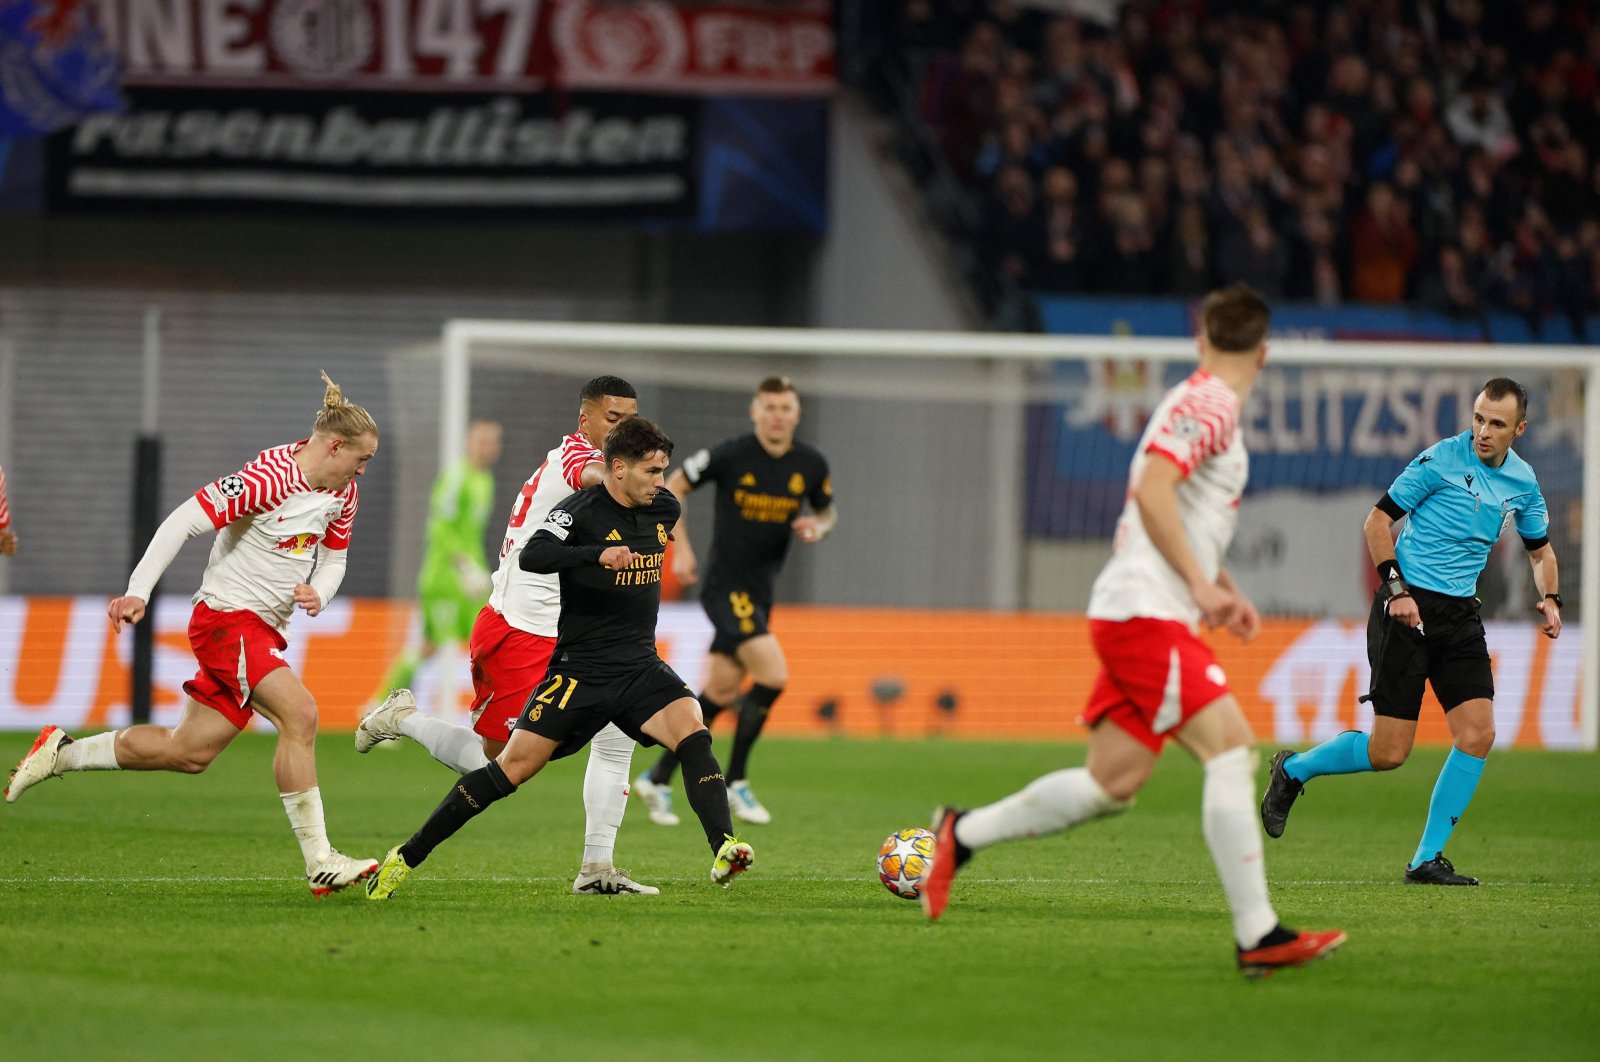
[2,733,1596,1060]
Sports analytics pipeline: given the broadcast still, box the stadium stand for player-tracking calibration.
[854,0,1600,335]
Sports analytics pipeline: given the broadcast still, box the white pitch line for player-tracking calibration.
[0,874,1576,888]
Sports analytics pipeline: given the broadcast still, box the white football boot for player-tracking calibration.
[727,780,772,825]
[632,774,681,826]
[355,688,416,753]
[306,849,380,897]
[572,867,661,895]
[6,726,71,803]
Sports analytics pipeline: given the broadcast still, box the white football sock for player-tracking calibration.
[1201,746,1279,949]
[954,767,1127,851]
[581,724,636,870]
[398,712,489,774]
[281,787,332,867]
[56,731,121,773]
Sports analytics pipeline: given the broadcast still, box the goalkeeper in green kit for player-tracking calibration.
[379,421,503,700]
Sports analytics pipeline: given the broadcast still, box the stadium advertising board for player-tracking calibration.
[98,0,835,95]
[38,0,832,222]
[0,596,1583,748]
[1028,363,1586,616]
[51,87,701,216]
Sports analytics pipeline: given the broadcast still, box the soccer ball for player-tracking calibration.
[877,827,936,900]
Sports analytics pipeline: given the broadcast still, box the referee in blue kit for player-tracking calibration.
[1260,378,1563,885]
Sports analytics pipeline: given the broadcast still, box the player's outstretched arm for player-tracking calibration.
[0,528,16,556]
[520,533,609,574]
[1527,543,1561,639]
[113,497,218,631]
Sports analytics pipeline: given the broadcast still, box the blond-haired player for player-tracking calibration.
[6,372,380,897]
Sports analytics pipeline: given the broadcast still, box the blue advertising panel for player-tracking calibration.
[1027,359,1585,539]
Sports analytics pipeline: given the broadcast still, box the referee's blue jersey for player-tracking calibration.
[1388,430,1549,598]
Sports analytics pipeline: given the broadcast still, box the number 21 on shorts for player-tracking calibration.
[527,674,578,721]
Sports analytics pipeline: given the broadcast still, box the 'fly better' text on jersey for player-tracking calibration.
[521,485,681,676]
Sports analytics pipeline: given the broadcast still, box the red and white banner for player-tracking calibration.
[91,0,835,94]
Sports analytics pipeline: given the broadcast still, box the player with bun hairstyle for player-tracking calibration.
[6,372,382,897]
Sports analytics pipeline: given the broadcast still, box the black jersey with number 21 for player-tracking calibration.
[520,484,681,677]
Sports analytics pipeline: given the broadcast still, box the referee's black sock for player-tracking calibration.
[649,691,728,785]
[400,760,517,867]
[673,729,733,853]
[727,684,783,781]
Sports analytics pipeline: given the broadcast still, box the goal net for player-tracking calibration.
[386,321,1598,750]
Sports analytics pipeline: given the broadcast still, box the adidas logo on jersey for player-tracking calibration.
[605,529,622,541]
[740,473,757,486]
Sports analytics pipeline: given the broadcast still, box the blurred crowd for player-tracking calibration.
[902,0,1600,331]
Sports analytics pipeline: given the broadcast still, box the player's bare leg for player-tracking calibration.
[923,720,1141,920]
[9,696,238,802]
[251,669,377,895]
[641,697,751,885]
[1367,715,1420,771]
[1175,696,1346,975]
[702,650,748,707]
[109,699,241,773]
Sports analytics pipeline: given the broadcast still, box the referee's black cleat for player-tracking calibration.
[1259,750,1304,839]
[1405,855,1479,886]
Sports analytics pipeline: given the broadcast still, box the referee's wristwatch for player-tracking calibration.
[1544,593,1563,609]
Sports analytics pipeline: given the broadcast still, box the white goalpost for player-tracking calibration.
[435,319,1600,749]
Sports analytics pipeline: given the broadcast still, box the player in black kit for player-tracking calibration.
[635,376,837,827]
[366,417,754,900]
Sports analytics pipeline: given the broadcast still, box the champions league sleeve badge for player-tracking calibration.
[0,0,123,136]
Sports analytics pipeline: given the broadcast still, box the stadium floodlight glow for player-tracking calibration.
[438,318,1600,749]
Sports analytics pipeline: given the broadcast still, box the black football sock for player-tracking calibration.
[1241,924,1298,952]
[673,729,734,853]
[399,760,517,867]
[649,692,728,785]
[726,684,783,781]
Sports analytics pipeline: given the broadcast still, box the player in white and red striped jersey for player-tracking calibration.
[924,287,1346,977]
[356,375,660,895]
[5,373,383,898]
[0,463,15,556]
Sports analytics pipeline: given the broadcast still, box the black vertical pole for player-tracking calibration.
[131,306,163,727]
[130,435,160,725]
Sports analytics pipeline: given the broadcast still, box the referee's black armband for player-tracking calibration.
[1374,493,1406,520]
[1521,534,1550,551]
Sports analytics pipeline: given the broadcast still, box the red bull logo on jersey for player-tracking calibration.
[273,533,320,555]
